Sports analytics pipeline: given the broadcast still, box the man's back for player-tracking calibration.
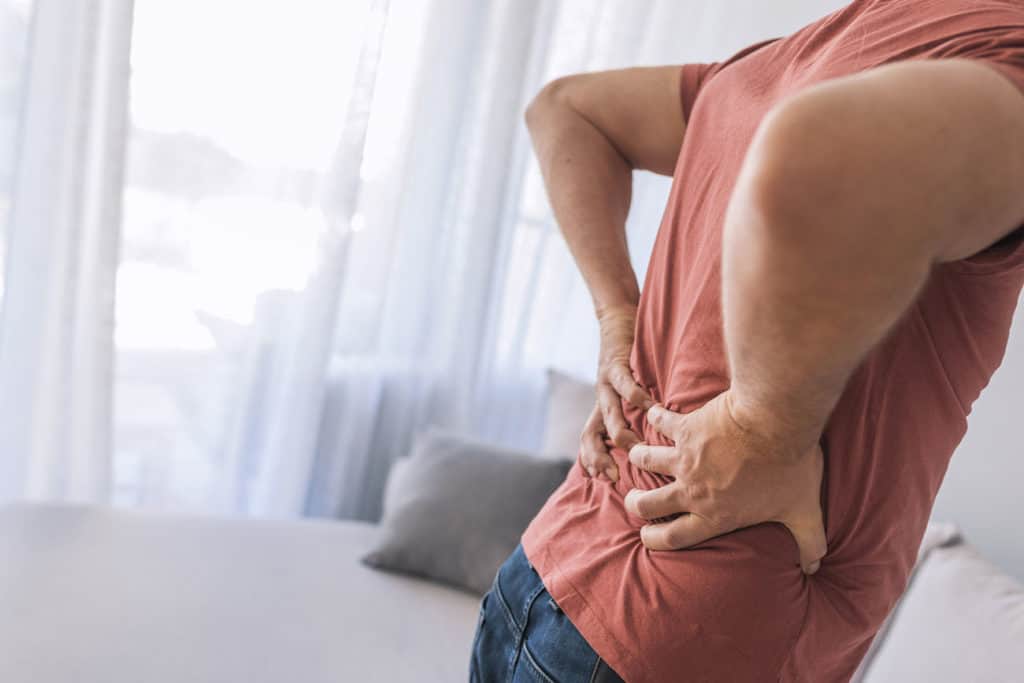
[521,1,1024,680]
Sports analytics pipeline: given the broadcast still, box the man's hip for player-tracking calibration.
[469,542,625,682]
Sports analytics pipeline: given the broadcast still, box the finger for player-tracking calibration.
[627,443,677,476]
[782,447,828,574]
[646,404,684,440]
[578,406,605,477]
[598,384,641,450]
[607,363,654,410]
[579,405,617,481]
[640,513,719,551]
[782,518,831,577]
[623,485,686,521]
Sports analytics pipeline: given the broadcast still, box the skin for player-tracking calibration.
[525,67,685,481]
[525,58,1024,574]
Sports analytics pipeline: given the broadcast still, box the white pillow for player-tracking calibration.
[539,368,596,457]
[850,522,961,681]
[862,542,1024,683]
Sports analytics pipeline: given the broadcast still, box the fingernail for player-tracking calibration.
[807,561,821,574]
[586,466,596,477]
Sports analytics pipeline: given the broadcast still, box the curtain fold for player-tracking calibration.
[238,0,391,517]
[0,0,133,503]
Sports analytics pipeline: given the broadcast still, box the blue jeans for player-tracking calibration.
[469,543,626,682]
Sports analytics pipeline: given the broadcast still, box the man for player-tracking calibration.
[469,1,1024,681]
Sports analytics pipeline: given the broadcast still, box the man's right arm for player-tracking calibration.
[523,66,689,477]
[524,65,688,316]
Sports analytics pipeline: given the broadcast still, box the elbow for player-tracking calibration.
[734,87,877,249]
[730,85,936,274]
[741,91,845,236]
[524,75,575,132]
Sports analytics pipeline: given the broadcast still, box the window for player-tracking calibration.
[115,0,373,507]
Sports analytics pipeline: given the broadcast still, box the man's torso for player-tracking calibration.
[522,2,1024,681]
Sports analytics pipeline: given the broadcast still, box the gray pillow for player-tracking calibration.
[361,428,572,595]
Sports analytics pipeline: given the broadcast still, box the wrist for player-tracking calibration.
[724,389,821,459]
[595,301,638,326]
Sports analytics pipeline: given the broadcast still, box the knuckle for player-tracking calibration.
[715,511,738,530]
[611,431,633,449]
[685,482,708,501]
[636,450,650,469]
[583,441,605,460]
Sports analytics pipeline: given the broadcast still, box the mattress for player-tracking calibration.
[0,503,481,683]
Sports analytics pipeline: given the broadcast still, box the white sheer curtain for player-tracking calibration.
[0,0,843,517]
[0,0,132,502]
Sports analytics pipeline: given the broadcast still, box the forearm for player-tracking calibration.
[525,85,639,318]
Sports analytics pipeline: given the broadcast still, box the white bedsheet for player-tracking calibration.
[0,503,481,683]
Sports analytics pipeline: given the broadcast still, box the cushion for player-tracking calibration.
[361,428,572,595]
[861,541,1024,683]
[850,521,962,681]
[540,368,595,457]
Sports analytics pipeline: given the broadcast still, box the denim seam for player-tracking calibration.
[494,578,521,639]
[510,582,550,681]
[518,581,548,631]
[521,641,558,683]
[587,654,603,683]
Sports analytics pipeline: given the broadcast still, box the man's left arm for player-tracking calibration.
[624,58,1024,573]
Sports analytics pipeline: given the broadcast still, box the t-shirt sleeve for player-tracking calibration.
[678,38,782,124]
[931,25,1024,275]
[678,62,719,124]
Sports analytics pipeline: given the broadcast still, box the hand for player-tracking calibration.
[578,304,654,483]
[623,391,828,574]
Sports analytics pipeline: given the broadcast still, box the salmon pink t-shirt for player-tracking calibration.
[520,1,1024,681]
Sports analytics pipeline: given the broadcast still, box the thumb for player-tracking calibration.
[784,511,828,575]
